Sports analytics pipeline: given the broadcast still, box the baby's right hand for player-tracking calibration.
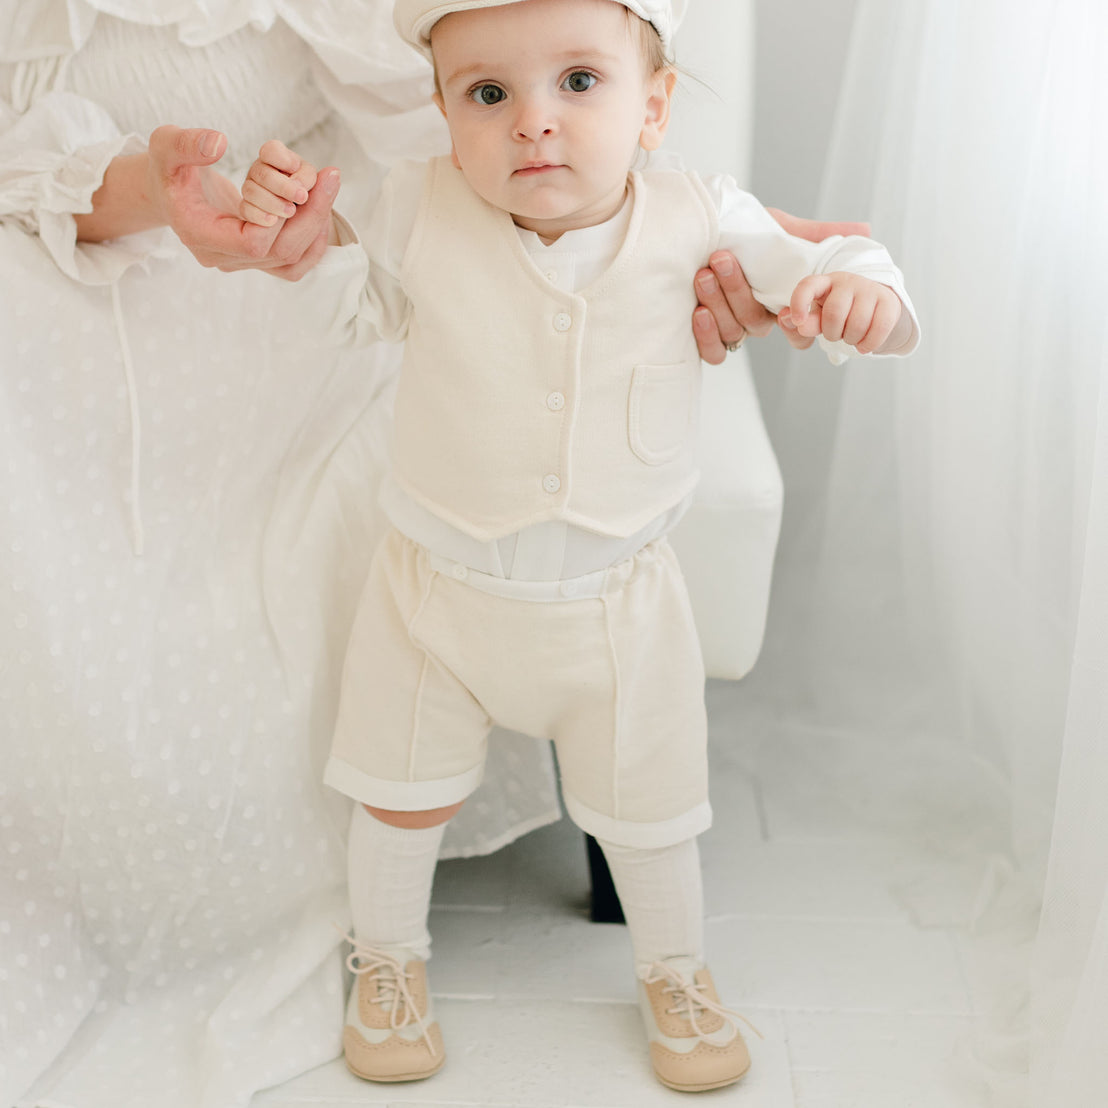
[240,140,318,227]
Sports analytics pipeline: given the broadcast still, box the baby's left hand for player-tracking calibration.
[240,140,319,227]
[780,272,903,355]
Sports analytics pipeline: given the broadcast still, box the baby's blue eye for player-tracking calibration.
[470,84,506,105]
[562,71,597,93]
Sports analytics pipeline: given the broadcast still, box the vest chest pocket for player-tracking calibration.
[627,361,697,465]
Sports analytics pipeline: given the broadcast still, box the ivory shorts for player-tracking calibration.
[324,529,711,848]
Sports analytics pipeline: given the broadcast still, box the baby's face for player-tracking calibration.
[431,0,673,243]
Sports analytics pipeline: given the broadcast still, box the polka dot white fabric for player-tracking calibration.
[0,7,559,1107]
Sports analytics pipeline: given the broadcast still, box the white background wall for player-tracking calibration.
[751,0,858,382]
[751,0,858,216]
[666,0,753,181]
[668,0,860,379]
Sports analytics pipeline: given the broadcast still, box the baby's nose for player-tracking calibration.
[513,97,557,140]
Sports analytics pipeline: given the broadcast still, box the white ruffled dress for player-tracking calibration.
[0,4,560,1105]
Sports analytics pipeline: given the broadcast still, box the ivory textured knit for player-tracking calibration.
[392,156,709,540]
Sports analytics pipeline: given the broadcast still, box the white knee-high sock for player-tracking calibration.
[347,804,445,962]
[597,836,705,976]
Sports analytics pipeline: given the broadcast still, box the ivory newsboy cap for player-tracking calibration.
[394,0,687,59]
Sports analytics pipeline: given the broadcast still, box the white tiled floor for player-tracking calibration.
[255,679,996,1108]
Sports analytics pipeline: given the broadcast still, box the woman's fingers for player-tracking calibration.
[693,251,776,363]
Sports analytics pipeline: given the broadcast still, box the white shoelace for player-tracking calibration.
[341,932,438,1055]
[643,961,764,1041]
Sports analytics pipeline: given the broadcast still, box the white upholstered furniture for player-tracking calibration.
[672,355,783,680]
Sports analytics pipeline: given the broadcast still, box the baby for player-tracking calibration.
[243,0,918,1093]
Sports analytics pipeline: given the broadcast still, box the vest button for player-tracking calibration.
[542,473,561,494]
[451,564,468,581]
[552,312,572,332]
[546,391,565,411]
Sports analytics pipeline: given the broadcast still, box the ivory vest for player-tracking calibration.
[392,156,718,541]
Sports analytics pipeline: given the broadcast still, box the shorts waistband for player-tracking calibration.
[427,552,611,602]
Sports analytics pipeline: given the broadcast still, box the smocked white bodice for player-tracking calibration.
[5,14,331,170]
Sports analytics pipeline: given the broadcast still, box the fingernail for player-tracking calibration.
[712,255,733,277]
[200,131,221,158]
[322,172,340,197]
[295,188,309,204]
[696,273,718,295]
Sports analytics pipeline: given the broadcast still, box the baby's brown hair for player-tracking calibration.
[624,6,671,74]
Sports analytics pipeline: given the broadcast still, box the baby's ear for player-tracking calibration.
[639,67,677,152]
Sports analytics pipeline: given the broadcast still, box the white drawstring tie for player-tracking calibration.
[110,281,144,555]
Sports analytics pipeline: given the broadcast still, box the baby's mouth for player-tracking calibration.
[514,162,565,177]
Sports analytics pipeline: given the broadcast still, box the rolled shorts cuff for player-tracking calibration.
[323,756,484,811]
[562,794,713,849]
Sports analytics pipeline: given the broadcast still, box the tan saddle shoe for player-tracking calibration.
[341,938,445,1083]
[638,958,759,1093]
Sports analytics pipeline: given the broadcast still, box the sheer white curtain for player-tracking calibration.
[747,1,1108,1104]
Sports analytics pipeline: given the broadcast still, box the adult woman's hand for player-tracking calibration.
[692,208,873,364]
[76,126,340,282]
